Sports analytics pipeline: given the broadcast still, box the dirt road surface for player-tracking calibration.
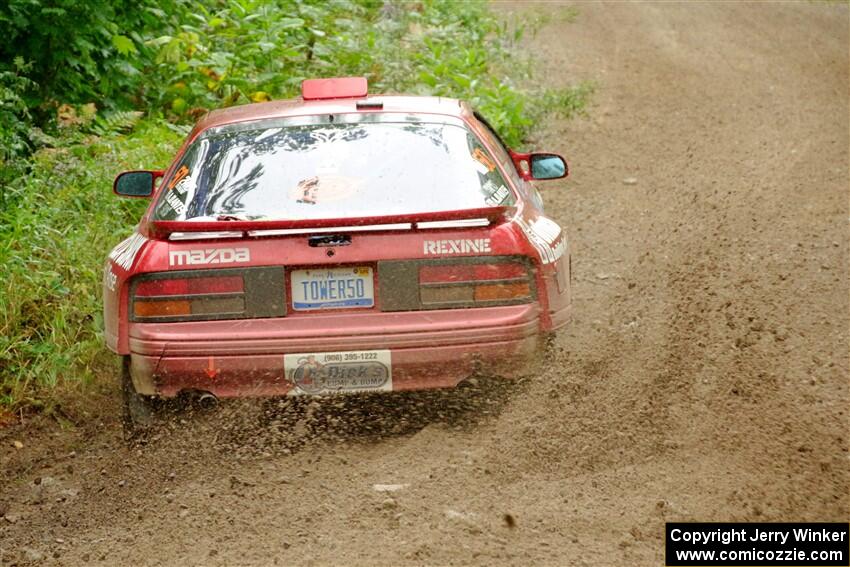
[1,3,848,566]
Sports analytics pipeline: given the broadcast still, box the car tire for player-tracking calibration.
[121,356,159,435]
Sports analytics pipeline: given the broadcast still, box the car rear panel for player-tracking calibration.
[102,92,573,399]
[109,214,570,397]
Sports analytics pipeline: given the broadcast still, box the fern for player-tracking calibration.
[88,110,144,136]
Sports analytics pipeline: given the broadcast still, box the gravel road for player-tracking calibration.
[1,2,847,566]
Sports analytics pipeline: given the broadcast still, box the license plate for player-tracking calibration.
[284,350,392,395]
[290,267,374,310]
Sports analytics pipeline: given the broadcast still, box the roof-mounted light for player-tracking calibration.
[301,77,368,101]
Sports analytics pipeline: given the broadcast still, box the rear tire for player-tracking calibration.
[121,356,159,436]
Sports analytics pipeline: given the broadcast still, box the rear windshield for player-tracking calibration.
[153,114,514,221]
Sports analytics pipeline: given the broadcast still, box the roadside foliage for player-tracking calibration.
[0,0,590,411]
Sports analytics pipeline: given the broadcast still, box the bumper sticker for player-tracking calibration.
[284,350,392,395]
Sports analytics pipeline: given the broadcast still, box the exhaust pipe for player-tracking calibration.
[197,392,219,409]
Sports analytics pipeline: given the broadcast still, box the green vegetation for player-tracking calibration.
[0,123,181,409]
[0,0,590,412]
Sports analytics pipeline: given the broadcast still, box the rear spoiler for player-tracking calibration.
[149,206,514,240]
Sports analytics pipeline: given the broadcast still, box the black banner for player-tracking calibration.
[666,523,849,566]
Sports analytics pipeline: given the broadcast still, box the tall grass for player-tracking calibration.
[0,123,181,409]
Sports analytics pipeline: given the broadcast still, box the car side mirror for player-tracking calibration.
[530,154,568,180]
[509,151,569,181]
[113,170,163,198]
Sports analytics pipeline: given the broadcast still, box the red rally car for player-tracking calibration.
[105,77,571,427]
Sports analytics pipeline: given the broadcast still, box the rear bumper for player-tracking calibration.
[127,304,550,397]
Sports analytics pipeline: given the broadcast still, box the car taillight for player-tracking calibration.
[473,282,531,301]
[134,299,192,318]
[130,267,286,322]
[416,258,533,308]
[133,274,245,319]
[378,257,536,312]
[134,275,243,297]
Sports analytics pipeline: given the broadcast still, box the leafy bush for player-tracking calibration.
[0,61,36,164]
[0,0,180,107]
[1,0,588,155]
[0,56,54,192]
[138,0,588,146]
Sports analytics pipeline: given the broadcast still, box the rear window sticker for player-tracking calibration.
[291,175,361,205]
[173,173,195,195]
[295,176,319,204]
[484,181,511,206]
[471,147,496,172]
[167,165,190,189]
[164,191,187,215]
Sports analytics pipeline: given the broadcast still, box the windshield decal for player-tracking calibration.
[291,174,361,206]
[159,169,195,216]
[167,165,190,189]
[296,176,319,204]
[483,181,511,206]
[173,172,195,195]
[163,191,188,215]
[471,147,496,172]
